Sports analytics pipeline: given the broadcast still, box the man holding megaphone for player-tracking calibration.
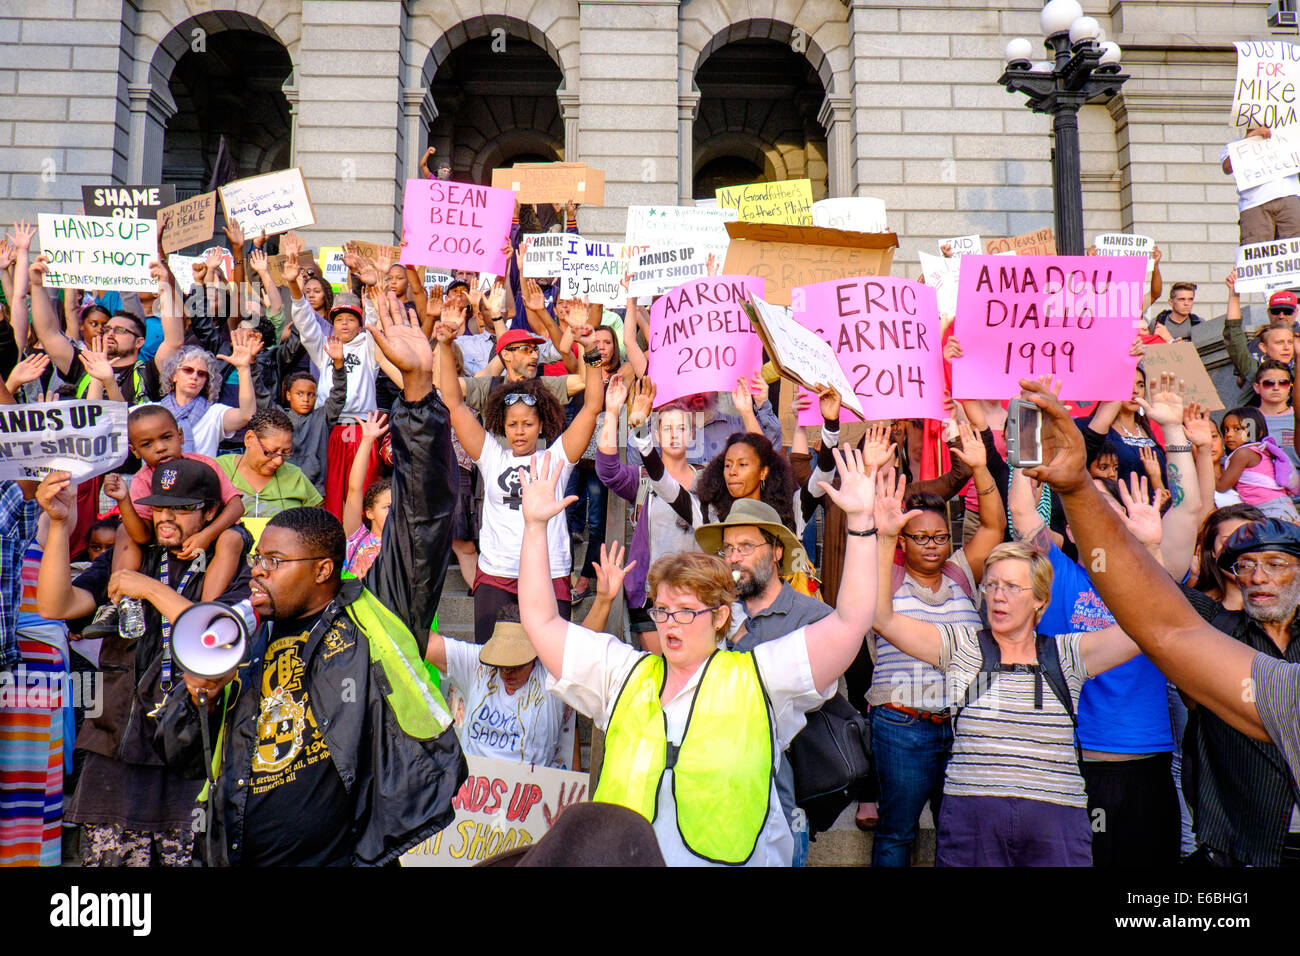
[154,289,468,867]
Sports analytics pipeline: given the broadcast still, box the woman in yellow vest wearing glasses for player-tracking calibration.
[517,446,879,866]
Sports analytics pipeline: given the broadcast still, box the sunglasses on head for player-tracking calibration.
[503,392,538,407]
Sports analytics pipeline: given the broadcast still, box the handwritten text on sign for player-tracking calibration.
[0,401,129,482]
[38,214,157,293]
[559,235,648,306]
[716,179,813,225]
[624,205,736,258]
[400,755,589,866]
[792,277,946,420]
[648,276,765,407]
[1233,41,1300,129]
[1235,236,1300,293]
[218,167,315,236]
[520,233,567,278]
[399,178,515,275]
[952,255,1146,401]
[1227,127,1300,190]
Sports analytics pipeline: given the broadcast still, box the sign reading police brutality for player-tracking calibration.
[0,401,129,482]
[791,277,946,420]
[647,276,765,406]
[218,167,316,237]
[1232,41,1300,129]
[1226,127,1300,190]
[953,255,1146,401]
[716,179,814,225]
[1234,236,1300,293]
[81,184,176,220]
[400,755,589,867]
[400,178,515,275]
[38,214,157,292]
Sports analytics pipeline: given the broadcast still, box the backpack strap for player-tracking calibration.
[952,627,1002,725]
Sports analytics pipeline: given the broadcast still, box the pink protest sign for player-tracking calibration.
[399,178,515,274]
[952,255,1145,401]
[790,276,947,421]
[794,386,827,427]
[648,275,766,407]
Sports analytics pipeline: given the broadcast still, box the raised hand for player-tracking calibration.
[1116,471,1163,550]
[27,254,49,287]
[592,540,636,604]
[7,352,49,387]
[791,390,813,415]
[227,327,259,367]
[818,447,877,527]
[203,247,224,277]
[325,333,345,367]
[628,377,656,427]
[1018,378,1089,495]
[816,383,842,421]
[949,421,988,470]
[81,335,115,383]
[191,260,207,284]
[1138,445,1164,486]
[359,410,389,442]
[253,229,268,250]
[374,245,394,275]
[281,232,303,258]
[486,277,507,317]
[222,217,245,250]
[605,374,629,414]
[861,422,897,472]
[521,452,577,526]
[369,288,433,376]
[943,335,964,362]
[872,467,919,538]
[0,240,14,271]
[1225,269,1237,296]
[731,375,755,416]
[36,471,75,522]
[7,219,35,251]
[249,248,270,277]
[1182,401,1214,448]
[1135,370,1184,427]
[705,253,719,276]
[426,284,444,320]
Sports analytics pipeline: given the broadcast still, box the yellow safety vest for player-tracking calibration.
[593,649,774,865]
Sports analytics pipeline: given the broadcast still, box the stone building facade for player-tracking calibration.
[0,0,1294,318]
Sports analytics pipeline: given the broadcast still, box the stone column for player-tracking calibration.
[127,82,177,185]
[402,86,436,182]
[558,89,581,160]
[677,90,699,203]
[818,94,852,199]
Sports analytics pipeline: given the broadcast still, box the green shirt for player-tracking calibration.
[216,454,324,518]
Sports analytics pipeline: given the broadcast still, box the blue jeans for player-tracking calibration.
[565,467,607,580]
[870,705,952,867]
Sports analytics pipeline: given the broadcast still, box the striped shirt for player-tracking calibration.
[1252,654,1300,803]
[867,550,981,710]
[938,623,1090,809]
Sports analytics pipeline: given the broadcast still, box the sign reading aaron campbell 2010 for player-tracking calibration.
[0,401,129,482]
[38,214,157,292]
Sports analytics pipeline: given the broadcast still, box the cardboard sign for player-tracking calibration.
[624,205,737,258]
[350,240,402,265]
[1232,40,1300,129]
[721,221,898,306]
[38,214,157,292]
[952,255,1147,401]
[647,276,766,406]
[158,192,216,253]
[559,235,647,306]
[399,178,514,275]
[791,277,945,421]
[1226,127,1300,190]
[491,162,605,206]
[940,234,982,257]
[918,250,962,322]
[218,167,316,237]
[745,295,865,420]
[400,755,589,867]
[520,233,567,278]
[264,249,315,287]
[0,400,129,482]
[811,198,888,233]
[319,247,349,292]
[985,228,1056,257]
[82,184,175,221]
[716,179,814,225]
[1234,236,1300,294]
[1139,341,1225,412]
[627,244,716,297]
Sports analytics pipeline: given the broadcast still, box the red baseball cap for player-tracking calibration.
[1268,290,1299,311]
[495,328,546,355]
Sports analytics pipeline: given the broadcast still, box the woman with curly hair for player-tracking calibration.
[632,379,844,536]
[157,329,261,457]
[436,319,605,643]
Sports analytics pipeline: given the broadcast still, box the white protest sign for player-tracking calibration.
[939,234,982,257]
[1235,236,1300,293]
[559,235,647,305]
[1232,41,1300,129]
[1227,127,1300,190]
[744,295,866,420]
[811,197,888,233]
[919,250,961,320]
[0,401,129,482]
[318,247,349,292]
[218,167,316,237]
[422,269,456,290]
[38,214,157,293]
[520,233,567,278]
[624,205,736,260]
[628,245,715,297]
[399,755,588,867]
[166,247,235,286]
[1094,232,1155,276]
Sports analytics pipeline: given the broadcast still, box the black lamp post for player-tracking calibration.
[998,0,1129,256]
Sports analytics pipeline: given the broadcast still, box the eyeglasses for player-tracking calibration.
[1260,379,1292,388]
[716,542,769,559]
[647,605,722,625]
[246,552,329,572]
[503,344,538,356]
[106,323,140,336]
[251,433,291,461]
[979,582,1029,598]
[902,532,952,546]
[177,366,209,379]
[503,392,538,407]
[1230,558,1299,579]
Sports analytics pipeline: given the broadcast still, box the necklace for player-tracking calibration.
[237,454,284,517]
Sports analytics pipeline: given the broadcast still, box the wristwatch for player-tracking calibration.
[583,348,602,368]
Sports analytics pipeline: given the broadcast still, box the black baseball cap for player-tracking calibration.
[1217,518,1300,571]
[137,458,221,509]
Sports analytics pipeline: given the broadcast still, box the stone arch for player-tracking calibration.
[689,18,838,100]
[694,132,789,188]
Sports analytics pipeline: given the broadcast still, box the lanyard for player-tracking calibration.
[159,551,202,690]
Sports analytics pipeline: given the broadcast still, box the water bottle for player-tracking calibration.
[118,597,146,639]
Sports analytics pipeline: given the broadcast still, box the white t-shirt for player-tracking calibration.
[443,637,575,768]
[1221,142,1300,212]
[549,622,833,867]
[290,296,378,421]
[185,402,237,457]
[474,436,576,580]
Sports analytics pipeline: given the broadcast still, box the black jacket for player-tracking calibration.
[155,389,467,865]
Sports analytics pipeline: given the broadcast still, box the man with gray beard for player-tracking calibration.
[1177,518,1300,867]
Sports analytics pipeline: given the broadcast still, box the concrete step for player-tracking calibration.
[807,804,936,867]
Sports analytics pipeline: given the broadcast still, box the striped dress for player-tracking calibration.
[0,543,70,866]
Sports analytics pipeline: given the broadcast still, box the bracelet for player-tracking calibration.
[846,527,877,538]
[1165,443,1192,454]
[583,349,602,367]
[975,485,997,496]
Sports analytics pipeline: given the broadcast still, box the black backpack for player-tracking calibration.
[954,629,1082,770]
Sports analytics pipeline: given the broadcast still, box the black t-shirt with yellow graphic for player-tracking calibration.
[240,614,353,866]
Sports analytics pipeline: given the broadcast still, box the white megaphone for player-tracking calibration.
[171,602,248,680]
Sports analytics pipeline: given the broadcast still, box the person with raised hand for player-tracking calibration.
[517,445,879,866]
[341,410,390,580]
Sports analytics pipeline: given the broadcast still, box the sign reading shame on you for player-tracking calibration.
[648,276,765,406]
[0,401,129,482]
[952,255,1145,401]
